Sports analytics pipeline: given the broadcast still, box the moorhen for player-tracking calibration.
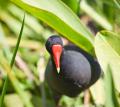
[45,35,101,103]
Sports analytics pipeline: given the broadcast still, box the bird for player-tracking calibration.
[45,35,101,104]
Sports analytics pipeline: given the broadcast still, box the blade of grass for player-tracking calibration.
[10,13,25,67]
[0,77,9,107]
[0,13,25,107]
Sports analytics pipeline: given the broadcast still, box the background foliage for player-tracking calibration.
[0,0,120,107]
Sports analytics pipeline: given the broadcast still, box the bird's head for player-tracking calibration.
[45,35,63,73]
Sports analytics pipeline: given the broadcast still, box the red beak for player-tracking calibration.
[52,44,62,73]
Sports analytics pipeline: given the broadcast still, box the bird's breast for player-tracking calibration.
[60,50,91,88]
[45,50,92,97]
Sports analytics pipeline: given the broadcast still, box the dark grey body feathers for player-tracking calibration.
[45,45,101,97]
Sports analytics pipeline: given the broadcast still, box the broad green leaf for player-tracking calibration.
[0,0,9,9]
[95,31,120,92]
[104,65,119,107]
[61,0,80,14]
[10,0,94,54]
[90,79,105,105]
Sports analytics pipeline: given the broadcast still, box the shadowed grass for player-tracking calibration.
[0,13,25,107]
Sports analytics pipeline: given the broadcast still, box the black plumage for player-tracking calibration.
[45,35,101,103]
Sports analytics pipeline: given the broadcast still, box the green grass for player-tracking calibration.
[0,13,25,107]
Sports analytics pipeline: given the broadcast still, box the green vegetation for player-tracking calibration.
[0,0,120,107]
